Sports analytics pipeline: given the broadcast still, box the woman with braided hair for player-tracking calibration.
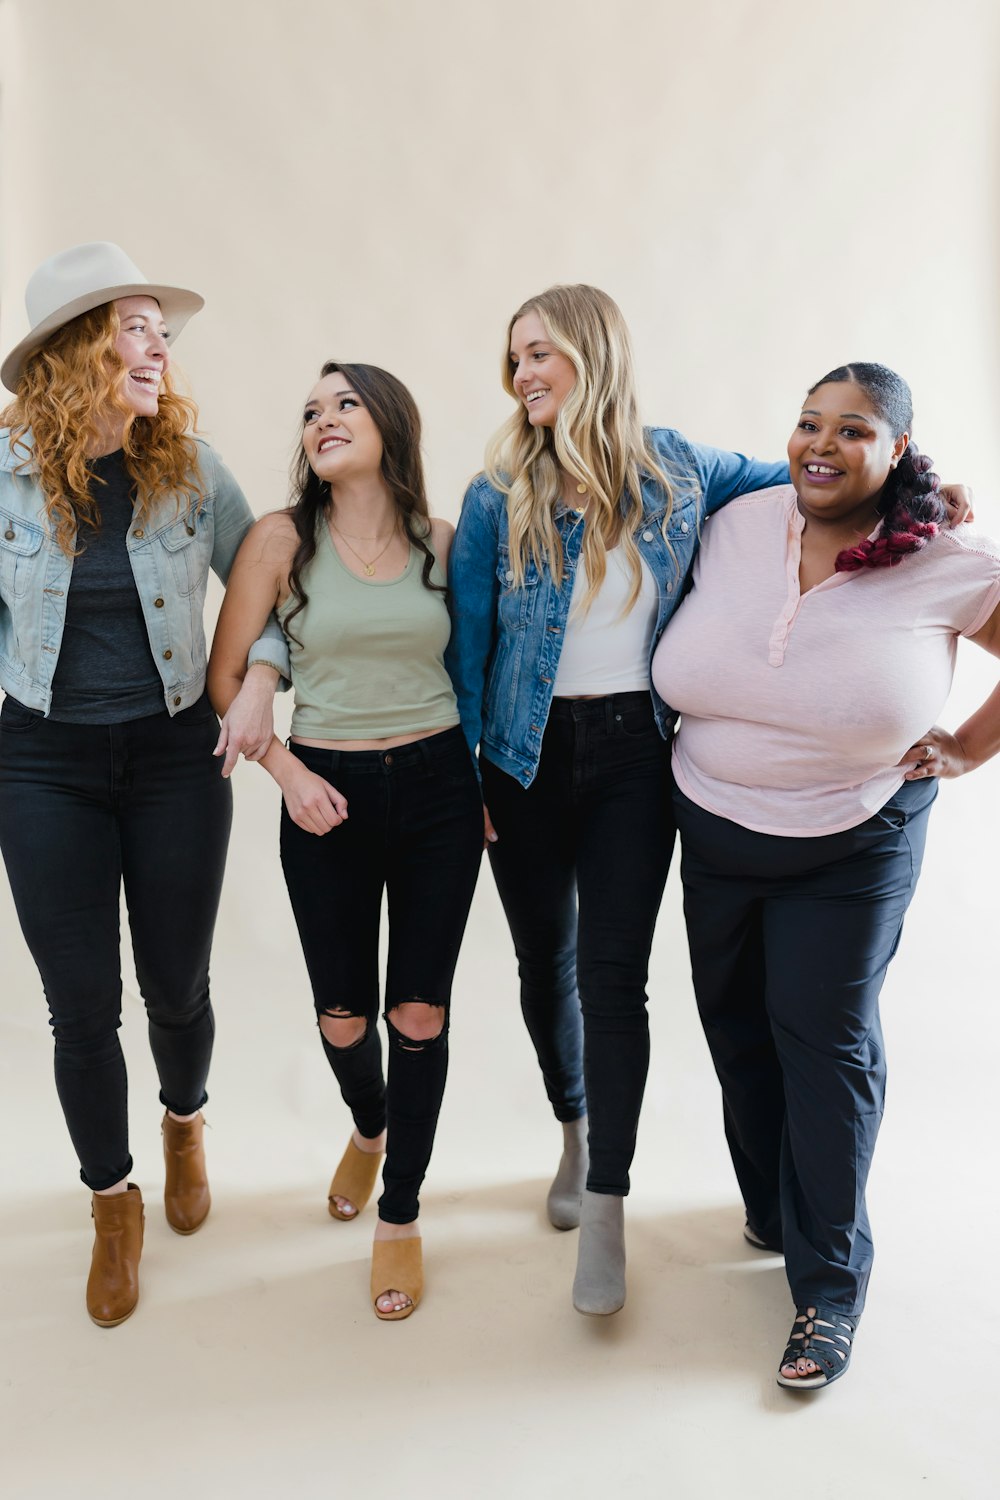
[652,362,1000,1389]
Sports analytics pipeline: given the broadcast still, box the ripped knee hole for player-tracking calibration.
[318,1010,369,1050]
[386,1000,446,1051]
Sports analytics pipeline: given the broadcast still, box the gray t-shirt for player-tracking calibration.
[48,449,164,723]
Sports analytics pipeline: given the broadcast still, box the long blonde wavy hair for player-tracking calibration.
[1,302,202,556]
[485,284,678,613]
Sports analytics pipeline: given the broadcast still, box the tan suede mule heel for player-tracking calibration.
[371,1236,423,1321]
[327,1137,383,1221]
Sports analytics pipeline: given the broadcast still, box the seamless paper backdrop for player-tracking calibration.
[1,4,998,1496]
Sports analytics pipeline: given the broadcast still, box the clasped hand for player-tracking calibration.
[279,759,349,835]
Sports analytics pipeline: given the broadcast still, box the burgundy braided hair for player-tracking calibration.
[805,364,947,572]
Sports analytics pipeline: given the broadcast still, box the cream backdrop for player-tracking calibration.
[1,3,998,1498]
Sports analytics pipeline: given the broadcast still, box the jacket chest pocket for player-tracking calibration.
[642,503,697,594]
[156,511,210,597]
[665,502,696,546]
[0,514,44,600]
[496,545,541,629]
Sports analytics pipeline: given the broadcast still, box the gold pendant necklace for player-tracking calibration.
[331,520,398,577]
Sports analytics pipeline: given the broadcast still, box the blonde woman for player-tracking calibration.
[0,243,281,1326]
[444,285,791,1312]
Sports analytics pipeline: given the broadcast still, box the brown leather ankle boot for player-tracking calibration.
[162,1110,211,1234]
[87,1184,144,1327]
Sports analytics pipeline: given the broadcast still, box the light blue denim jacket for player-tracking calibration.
[0,431,291,715]
[445,427,788,787]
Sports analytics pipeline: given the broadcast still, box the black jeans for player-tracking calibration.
[279,727,482,1225]
[482,692,675,1196]
[0,694,232,1191]
[675,777,936,1316]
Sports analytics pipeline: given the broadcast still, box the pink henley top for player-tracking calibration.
[651,486,1000,836]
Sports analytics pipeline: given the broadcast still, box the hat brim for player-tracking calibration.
[1,282,205,393]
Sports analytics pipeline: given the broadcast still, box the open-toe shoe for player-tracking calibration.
[327,1137,383,1221]
[776,1306,857,1390]
[371,1236,423,1322]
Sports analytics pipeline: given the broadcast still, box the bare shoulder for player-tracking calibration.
[242,509,299,566]
[428,515,455,566]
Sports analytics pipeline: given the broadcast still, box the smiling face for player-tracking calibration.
[787,380,909,524]
[508,309,577,428]
[301,371,384,482]
[113,295,169,417]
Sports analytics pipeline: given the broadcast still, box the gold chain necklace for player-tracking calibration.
[333,525,393,541]
[331,520,399,577]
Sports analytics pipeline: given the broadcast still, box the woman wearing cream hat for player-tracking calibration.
[0,242,286,1326]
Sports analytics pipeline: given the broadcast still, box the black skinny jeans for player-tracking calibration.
[0,694,232,1191]
[279,727,482,1225]
[482,692,675,1196]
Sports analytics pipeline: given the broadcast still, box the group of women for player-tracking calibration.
[2,243,997,1390]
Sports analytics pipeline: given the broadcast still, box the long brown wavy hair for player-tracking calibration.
[283,361,444,647]
[1,302,202,556]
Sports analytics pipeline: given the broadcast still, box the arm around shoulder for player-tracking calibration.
[648,428,789,515]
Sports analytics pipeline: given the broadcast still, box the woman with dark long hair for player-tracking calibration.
[209,361,482,1320]
[0,242,284,1327]
[653,362,1000,1387]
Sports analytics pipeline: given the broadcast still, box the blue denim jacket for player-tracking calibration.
[445,427,788,787]
[0,431,290,715]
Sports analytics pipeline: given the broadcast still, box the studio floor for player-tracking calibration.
[2,759,996,1500]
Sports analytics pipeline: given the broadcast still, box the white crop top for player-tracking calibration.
[552,544,658,695]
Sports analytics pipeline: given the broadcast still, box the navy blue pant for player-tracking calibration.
[0,694,232,1190]
[674,777,936,1316]
[279,727,483,1224]
[483,692,675,1196]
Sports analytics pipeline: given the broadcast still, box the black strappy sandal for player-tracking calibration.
[776,1306,857,1390]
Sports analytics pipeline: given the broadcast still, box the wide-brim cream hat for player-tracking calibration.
[1,241,204,392]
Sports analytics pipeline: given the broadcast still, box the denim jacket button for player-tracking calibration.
[163,649,172,660]
[154,597,165,608]
[680,520,690,533]
[3,528,14,540]
[642,530,653,542]
[133,529,144,539]
[173,696,181,706]
[505,569,514,582]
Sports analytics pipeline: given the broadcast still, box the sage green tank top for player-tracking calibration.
[277,522,459,740]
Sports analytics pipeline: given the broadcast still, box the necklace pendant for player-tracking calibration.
[576,483,587,495]
[364,563,376,577]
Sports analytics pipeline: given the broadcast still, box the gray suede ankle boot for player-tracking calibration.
[572,1189,625,1315]
[546,1116,589,1230]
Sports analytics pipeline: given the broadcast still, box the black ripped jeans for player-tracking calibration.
[279,727,482,1224]
[0,694,232,1191]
